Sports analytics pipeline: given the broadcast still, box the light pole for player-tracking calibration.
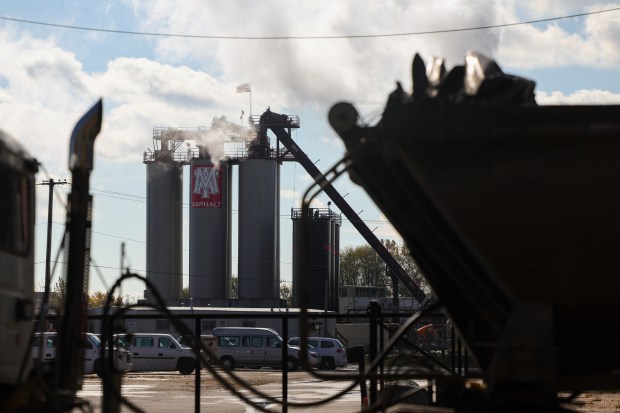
[39,179,68,298]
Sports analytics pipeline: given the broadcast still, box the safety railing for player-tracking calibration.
[75,307,470,413]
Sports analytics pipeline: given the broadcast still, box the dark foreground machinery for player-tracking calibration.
[328,52,620,411]
[0,101,102,412]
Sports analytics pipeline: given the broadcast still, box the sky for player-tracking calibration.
[1,1,619,300]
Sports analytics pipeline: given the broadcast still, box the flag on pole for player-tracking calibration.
[236,83,251,93]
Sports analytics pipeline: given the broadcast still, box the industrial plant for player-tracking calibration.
[142,112,352,311]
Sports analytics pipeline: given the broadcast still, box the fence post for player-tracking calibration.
[195,316,201,413]
[379,310,385,393]
[457,337,462,376]
[281,315,288,413]
[368,300,381,406]
[450,325,456,373]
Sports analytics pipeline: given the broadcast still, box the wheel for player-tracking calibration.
[94,359,103,378]
[220,356,235,370]
[286,357,299,372]
[177,358,195,375]
[321,357,336,370]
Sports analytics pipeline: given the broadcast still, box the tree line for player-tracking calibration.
[50,239,425,308]
[339,239,429,297]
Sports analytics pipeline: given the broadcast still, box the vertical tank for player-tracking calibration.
[331,217,341,312]
[145,138,183,304]
[238,158,280,300]
[291,208,340,310]
[189,151,232,302]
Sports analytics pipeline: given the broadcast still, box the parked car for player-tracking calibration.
[113,333,197,374]
[31,332,132,377]
[212,327,319,371]
[288,337,347,370]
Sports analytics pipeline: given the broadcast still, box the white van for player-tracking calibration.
[177,334,217,365]
[113,333,197,374]
[212,327,319,371]
[288,337,348,369]
[31,332,132,377]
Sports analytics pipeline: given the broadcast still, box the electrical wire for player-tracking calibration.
[1,7,619,40]
[88,186,398,225]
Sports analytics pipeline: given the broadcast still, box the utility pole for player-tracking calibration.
[38,179,68,299]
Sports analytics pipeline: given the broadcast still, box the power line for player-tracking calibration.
[88,188,397,223]
[1,7,619,40]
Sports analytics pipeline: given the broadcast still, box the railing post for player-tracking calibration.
[451,325,456,374]
[379,311,385,393]
[282,315,288,413]
[368,300,381,406]
[195,316,201,413]
[457,337,462,376]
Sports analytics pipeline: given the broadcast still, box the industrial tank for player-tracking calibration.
[189,153,232,301]
[291,208,341,310]
[238,158,280,300]
[330,214,341,311]
[145,145,183,304]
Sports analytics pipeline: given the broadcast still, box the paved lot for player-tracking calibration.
[76,369,620,412]
[78,368,363,412]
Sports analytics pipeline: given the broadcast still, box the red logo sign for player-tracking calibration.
[191,165,222,208]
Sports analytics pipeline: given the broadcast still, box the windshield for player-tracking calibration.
[114,336,130,347]
[89,334,101,349]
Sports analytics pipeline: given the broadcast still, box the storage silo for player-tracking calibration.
[238,158,280,300]
[189,151,232,303]
[291,208,340,310]
[144,139,183,304]
[331,216,341,311]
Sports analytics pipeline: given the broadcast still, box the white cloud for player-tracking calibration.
[498,24,597,69]
[6,2,616,167]
[126,0,503,109]
[299,174,314,183]
[537,89,620,104]
[2,1,620,179]
[498,3,620,69]
[0,30,259,170]
[0,30,95,175]
[121,0,620,110]
[280,189,297,200]
[310,198,326,208]
[320,133,345,149]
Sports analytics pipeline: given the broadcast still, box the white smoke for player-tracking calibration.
[157,116,257,167]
